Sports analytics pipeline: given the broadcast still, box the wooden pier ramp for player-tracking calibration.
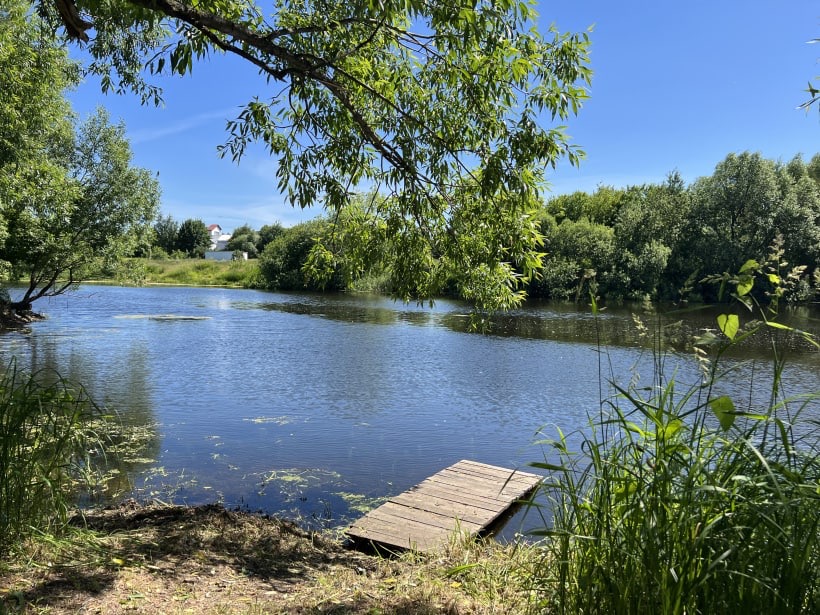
[346,460,542,553]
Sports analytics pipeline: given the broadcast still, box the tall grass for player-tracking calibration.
[527,259,820,614]
[0,362,106,554]
[141,258,261,287]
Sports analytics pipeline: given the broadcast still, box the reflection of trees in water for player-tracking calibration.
[11,337,161,503]
[444,303,820,360]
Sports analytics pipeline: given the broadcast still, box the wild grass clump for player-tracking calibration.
[0,362,107,555]
[527,257,820,614]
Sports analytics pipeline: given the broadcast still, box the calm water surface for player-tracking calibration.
[2,286,818,536]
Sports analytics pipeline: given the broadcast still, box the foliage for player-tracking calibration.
[682,153,782,290]
[611,175,688,300]
[0,0,76,290]
[1,106,160,309]
[257,222,285,254]
[35,0,592,312]
[527,264,820,614]
[258,218,343,291]
[545,185,627,226]
[0,6,160,309]
[225,224,261,258]
[0,362,107,554]
[175,218,211,258]
[531,217,614,300]
[152,214,179,254]
[530,153,819,303]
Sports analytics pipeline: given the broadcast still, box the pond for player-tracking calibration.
[2,285,819,538]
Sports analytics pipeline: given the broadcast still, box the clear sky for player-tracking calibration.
[67,1,819,233]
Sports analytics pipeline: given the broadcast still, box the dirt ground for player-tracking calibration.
[0,501,539,614]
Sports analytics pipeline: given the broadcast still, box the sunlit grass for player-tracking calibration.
[139,258,261,287]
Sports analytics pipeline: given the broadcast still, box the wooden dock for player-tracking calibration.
[346,460,542,553]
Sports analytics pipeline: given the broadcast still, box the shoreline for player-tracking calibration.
[1,499,538,614]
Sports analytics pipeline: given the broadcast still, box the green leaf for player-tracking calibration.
[739,259,759,274]
[735,275,754,297]
[717,314,739,340]
[709,396,736,431]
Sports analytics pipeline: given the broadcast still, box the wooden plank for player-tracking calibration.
[405,480,511,509]
[360,508,483,537]
[346,459,541,553]
[423,472,530,501]
[345,522,450,552]
[390,492,505,524]
[450,460,542,485]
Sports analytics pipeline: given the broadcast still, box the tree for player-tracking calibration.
[682,153,780,284]
[0,0,77,292]
[532,217,615,300]
[1,5,159,313]
[175,218,211,257]
[38,0,592,311]
[225,224,261,258]
[153,214,179,255]
[611,176,688,299]
[808,153,820,186]
[546,185,627,227]
[1,108,160,311]
[257,223,285,254]
[259,219,342,291]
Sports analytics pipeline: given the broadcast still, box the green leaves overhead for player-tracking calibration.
[40,0,592,311]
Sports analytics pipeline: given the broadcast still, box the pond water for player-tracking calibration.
[2,285,819,538]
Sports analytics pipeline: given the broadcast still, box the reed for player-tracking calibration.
[527,261,820,614]
[0,362,105,554]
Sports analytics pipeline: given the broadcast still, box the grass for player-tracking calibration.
[106,258,262,288]
[0,363,107,555]
[525,259,820,614]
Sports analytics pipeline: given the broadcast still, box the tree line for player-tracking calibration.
[188,151,819,305]
[3,0,817,315]
[148,217,285,260]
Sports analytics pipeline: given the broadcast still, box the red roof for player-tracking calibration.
[208,224,221,231]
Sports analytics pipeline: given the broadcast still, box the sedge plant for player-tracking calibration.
[527,249,820,614]
[0,362,109,555]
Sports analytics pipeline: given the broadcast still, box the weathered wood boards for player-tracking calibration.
[346,459,542,553]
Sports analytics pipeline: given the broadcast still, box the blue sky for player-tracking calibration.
[68,1,819,233]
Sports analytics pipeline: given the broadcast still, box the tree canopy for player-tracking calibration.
[0,3,160,311]
[37,0,592,311]
[175,218,211,257]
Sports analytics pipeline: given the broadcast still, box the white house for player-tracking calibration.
[208,224,232,251]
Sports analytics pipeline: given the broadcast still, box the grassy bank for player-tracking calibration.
[0,501,541,614]
[123,258,261,288]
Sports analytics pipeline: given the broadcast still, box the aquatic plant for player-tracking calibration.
[0,362,107,554]
[527,257,820,613]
